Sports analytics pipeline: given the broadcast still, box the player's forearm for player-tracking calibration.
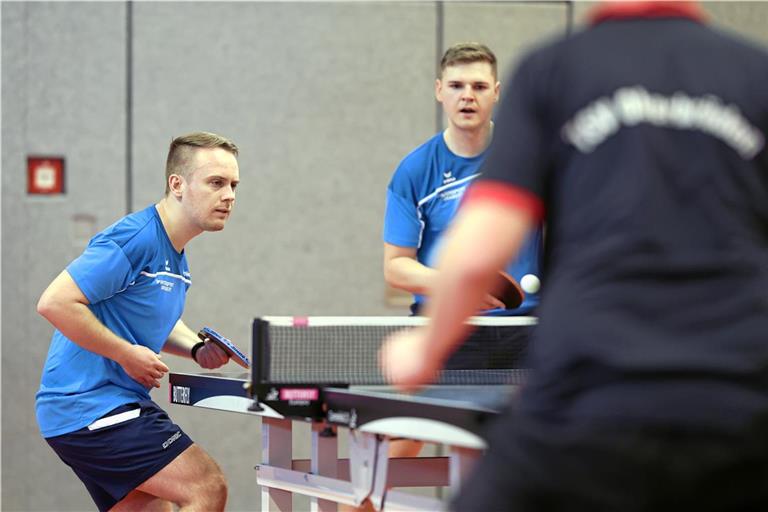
[161,319,198,358]
[423,203,532,363]
[421,266,495,365]
[37,298,133,365]
[384,257,438,295]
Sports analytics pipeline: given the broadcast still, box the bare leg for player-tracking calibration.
[110,490,173,512]
[132,444,228,512]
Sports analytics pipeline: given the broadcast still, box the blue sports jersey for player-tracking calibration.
[36,205,191,437]
[384,132,542,314]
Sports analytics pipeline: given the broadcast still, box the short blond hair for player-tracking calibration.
[440,42,497,79]
[164,132,239,194]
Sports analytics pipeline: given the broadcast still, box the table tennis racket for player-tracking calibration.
[492,270,524,309]
[197,327,251,369]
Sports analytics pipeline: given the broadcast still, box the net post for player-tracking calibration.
[251,317,271,387]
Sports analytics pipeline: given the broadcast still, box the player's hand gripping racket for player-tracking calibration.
[196,327,251,369]
[492,270,525,309]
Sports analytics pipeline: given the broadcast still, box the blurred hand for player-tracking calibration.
[118,344,169,388]
[194,341,230,369]
[379,327,441,392]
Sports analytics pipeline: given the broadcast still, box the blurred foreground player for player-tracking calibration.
[382,2,768,510]
[36,132,240,511]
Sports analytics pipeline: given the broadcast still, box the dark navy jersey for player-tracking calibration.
[468,3,768,430]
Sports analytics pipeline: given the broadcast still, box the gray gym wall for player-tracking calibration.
[2,2,766,511]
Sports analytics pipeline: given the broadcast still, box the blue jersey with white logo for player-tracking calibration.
[384,132,542,314]
[36,205,191,437]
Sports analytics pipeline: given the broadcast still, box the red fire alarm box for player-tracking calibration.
[28,156,65,195]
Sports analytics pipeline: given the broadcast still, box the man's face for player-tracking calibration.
[178,147,240,233]
[436,61,500,132]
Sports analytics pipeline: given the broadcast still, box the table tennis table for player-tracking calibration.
[169,316,535,511]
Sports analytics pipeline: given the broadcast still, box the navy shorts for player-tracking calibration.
[451,407,768,511]
[46,400,194,512]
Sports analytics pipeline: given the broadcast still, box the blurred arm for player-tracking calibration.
[420,201,534,365]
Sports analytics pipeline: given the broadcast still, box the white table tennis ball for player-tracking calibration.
[521,274,541,294]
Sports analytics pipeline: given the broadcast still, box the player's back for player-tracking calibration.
[518,15,768,430]
[544,17,768,283]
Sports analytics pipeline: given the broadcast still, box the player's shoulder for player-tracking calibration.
[498,29,573,93]
[392,132,445,181]
[92,205,161,252]
[705,23,768,63]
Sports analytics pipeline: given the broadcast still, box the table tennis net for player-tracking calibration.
[253,316,535,385]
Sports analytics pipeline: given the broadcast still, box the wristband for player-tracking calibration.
[190,341,206,362]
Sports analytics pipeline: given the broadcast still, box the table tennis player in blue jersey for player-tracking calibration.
[383,2,768,510]
[36,132,240,512]
[384,42,543,317]
[354,42,545,512]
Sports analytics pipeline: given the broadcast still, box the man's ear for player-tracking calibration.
[435,78,444,103]
[168,174,184,198]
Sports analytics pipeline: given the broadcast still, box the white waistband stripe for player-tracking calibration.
[87,408,140,431]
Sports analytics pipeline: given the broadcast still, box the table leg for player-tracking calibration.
[261,417,293,511]
[448,446,481,499]
[368,436,390,511]
[311,423,338,512]
[348,430,379,507]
